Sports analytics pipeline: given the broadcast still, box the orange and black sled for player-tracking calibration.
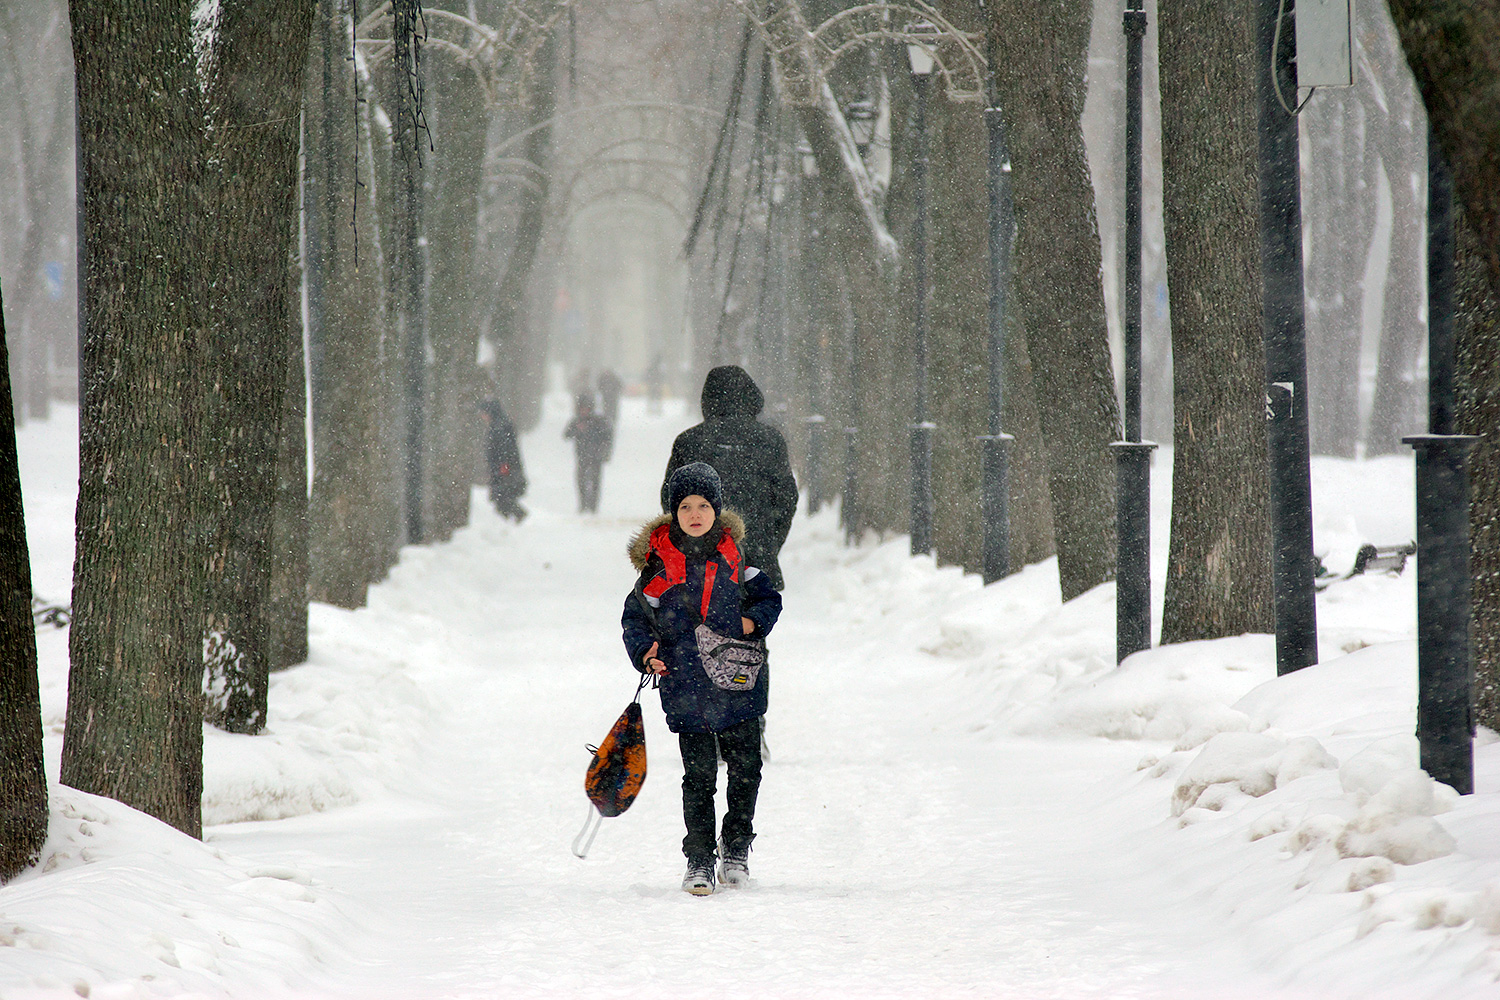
[572,674,650,858]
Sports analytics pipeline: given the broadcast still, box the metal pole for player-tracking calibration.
[1256,0,1316,674]
[979,58,1013,583]
[1404,129,1476,794]
[909,70,935,557]
[1113,0,1156,664]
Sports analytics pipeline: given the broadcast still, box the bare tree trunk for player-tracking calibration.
[986,0,1119,601]
[0,298,48,882]
[199,0,315,734]
[927,88,1053,573]
[306,0,399,608]
[422,56,491,540]
[1156,0,1274,643]
[269,244,309,671]
[62,0,208,838]
[1386,0,1500,731]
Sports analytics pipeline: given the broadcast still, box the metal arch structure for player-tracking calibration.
[564,187,690,229]
[549,137,697,199]
[355,0,569,108]
[489,100,724,158]
[555,156,696,225]
[734,0,986,105]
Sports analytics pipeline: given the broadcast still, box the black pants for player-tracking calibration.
[679,717,762,859]
[576,460,602,512]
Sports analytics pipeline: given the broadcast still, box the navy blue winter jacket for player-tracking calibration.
[621,511,782,734]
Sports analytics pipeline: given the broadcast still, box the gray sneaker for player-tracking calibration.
[718,837,751,888]
[682,854,716,895]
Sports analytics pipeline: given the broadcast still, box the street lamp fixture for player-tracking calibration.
[844,100,876,154]
[905,35,936,78]
[797,140,817,179]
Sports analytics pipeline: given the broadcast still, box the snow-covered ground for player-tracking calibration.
[6,391,1500,999]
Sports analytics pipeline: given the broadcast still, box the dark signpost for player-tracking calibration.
[1113,0,1156,663]
[1405,132,1477,795]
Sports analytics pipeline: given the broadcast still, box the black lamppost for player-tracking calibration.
[1255,0,1317,674]
[906,34,936,557]
[1112,0,1156,663]
[980,40,1013,584]
[1404,130,1477,795]
[799,141,827,515]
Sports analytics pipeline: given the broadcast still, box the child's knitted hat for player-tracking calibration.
[667,462,724,515]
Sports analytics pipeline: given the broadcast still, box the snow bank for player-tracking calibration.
[1,786,360,998]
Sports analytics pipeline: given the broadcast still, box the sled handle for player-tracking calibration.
[571,804,603,859]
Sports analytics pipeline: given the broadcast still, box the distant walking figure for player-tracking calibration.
[480,398,527,522]
[564,391,613,514]
[663,366,797,591]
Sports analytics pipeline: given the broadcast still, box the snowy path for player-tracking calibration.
[197,398,1285,1000]
[15,394,1495,999]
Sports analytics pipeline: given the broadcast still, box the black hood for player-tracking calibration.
[700,365,764,419]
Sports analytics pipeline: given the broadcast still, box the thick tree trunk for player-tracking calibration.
[269,245,309,672]
[423,61,489,542]
[986,0,1119,601]
[1386,0,1500,731]
[306,0,399,608]
[927,91,1054,573]
[62,0,207,838]
[0,299,48,882]
[200,0,314,734]
[1156,0,1274,643]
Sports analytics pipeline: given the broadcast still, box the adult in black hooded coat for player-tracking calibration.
[662,366,797,591]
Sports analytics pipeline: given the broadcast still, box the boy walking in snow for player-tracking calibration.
[621,462,782,894]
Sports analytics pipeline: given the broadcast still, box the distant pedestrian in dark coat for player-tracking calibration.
[597,368,623,425]
[622,462,781,894]
[662,366,797,590]
[480,398,527,522]
[564,391,613,513]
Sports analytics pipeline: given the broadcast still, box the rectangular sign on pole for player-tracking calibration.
[1296,0,1355,88]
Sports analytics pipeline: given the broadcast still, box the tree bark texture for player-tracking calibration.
[794,99,906,542]
[62,0,207,837]
[1386,0,1500,731]
[0,299,48,882]
[269,244,309,672]
[422,60,489,542]
[306,0,400,609]
[1156,0,1275,643]
[200,0,314,734]
[927,92,1054,573]
[986,0,1120,601]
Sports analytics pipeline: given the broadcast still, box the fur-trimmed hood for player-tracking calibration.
[628,509,746,571]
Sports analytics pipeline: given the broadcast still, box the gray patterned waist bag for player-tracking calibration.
[694,624,766,690]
